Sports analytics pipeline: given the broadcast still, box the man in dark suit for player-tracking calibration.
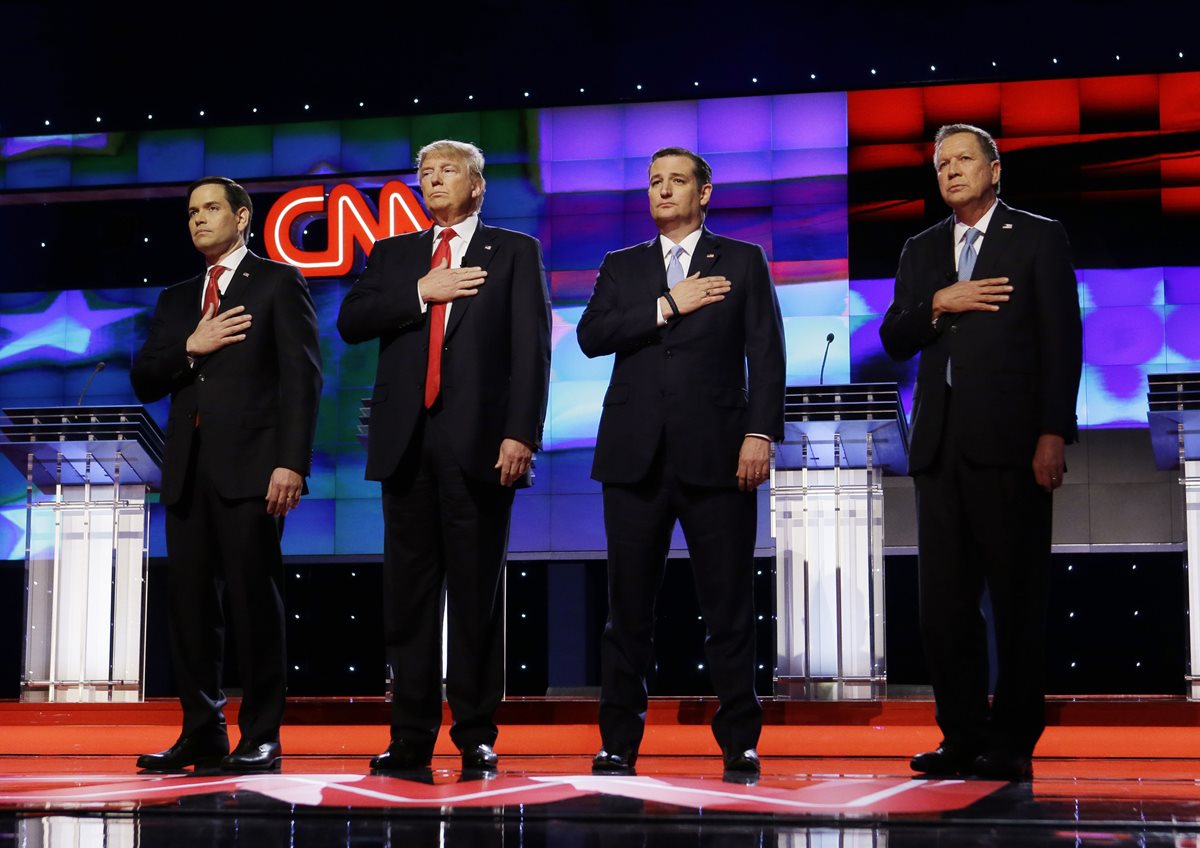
[880,124,1082,781]
[338,140,551,773]
[578,147,786,778]
[131,176,322,772]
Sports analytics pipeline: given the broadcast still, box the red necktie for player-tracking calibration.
[203,264,225,316]
[424,228,457,409]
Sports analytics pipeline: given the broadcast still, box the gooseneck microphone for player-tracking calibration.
[76,361,106,406]
[818,333,835,385]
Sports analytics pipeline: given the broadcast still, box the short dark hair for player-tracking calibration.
[649,146,713,188]
[933,124,1001,193]
[186,176,253,234]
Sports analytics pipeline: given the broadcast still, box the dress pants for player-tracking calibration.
[381,408,515,752]
[914,388,1052,756]
[164,429,287,747]
[599,442,761,756]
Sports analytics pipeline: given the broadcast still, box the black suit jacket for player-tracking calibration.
[879,200,1083,474]
[578,228,786,488]
[131,251,323,505]
[337,221,552,485]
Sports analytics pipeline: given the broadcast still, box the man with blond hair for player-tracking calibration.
[339,140,551,773]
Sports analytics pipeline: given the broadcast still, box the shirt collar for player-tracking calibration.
[208,243,248,274]
[954,199,998,243]
[433,213,480,243]
[660,227,704,260]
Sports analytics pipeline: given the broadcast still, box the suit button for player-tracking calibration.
[950,326,959,334]
[665,349,673,358]
[198,374,206,382]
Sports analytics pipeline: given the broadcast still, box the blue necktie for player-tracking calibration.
[958,227,981,281]
[946,227,982,386]
[666,245,685,288]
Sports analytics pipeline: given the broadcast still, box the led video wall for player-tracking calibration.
[1,73,1198,559]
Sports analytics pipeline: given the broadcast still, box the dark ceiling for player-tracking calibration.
[2,1,1194,139]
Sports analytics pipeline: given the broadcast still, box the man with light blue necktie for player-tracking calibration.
[880,124,1082,782]
[578,147,786,779]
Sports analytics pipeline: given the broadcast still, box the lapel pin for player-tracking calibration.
[1002,223,1013,229]
[484,245,493,250]
[706,253,715,259]
[242,271,250,276]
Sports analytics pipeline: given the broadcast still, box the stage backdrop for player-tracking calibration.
[1,72,1198,559]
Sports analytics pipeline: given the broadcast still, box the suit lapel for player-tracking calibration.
[444,221,497,342]
[970,201,1012,281]
[934,216,958,288]
[687,228,721,279]
[219,251,258,311]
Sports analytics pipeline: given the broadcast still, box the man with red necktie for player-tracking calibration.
[338,140,551,773]
[131,176,322,773]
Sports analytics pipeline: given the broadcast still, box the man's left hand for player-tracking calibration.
[266,467,303,516]
[495,438,533,487]
[1032,434,1066,493]
[736,436,771,492]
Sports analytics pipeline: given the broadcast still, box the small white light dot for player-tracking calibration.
[870,69,877,75]
[520,664,527,670]
[40,242,46,248]
[697,663,705,670]
[1134,610,1140,616]
[44,119,50,126]
[930,65,936,71]
[693,81,699,87]
[757,615,764,620]
[349,666,356,672]
[1180,52,1185,59]
[1070,662,1077,668]
[1067,565,1073,571]
[758,664,764,670]
[1132,564,1138,570]
[95,116,101,123]
[359,101,365,107]
[304,104,310,110]
[810,73,816,80]
[1052,57,1058,64]
[751,77,758,83]
[147,114,153,120]
[756,570,762,576]
[636,84,643,90]
[521,613,527,619]
[1069,612,1075,618]
[521,571,527,577]
[252,107,258,113]
[523,91,530,97]
[579,88,585,93]
[1116,55,1121,61]
[1136,661,1142,667]
[992,61,997,67]
[294,614,300,620]
[350,615,356,620]
[199,110,205,116]
[351,572,356,577]
[468,95,474,100]
[143,278,148,283]
[295,573,301,579]
[413,98,419,104]
[293,665,300,670]
[143,236,149,243]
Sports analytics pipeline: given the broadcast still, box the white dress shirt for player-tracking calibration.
[420,213,480,326]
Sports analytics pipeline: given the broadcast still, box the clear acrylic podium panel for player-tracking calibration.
[20,451,151,702]
[773,433,888,699]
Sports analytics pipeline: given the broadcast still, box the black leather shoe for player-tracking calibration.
[461,743,499,771]
[591,748,637,775]
[910,744,980,776]
[370,740,433,772]
[973,750,1033,782]
[221,741,282,772]
[137,736,229,771]
[723,748,761,775]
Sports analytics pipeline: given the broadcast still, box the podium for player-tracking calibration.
[1147,373,1200,699]
[0,406,164,702]
[772,383,908,699]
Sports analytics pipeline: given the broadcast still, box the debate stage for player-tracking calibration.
[5,697,1200,845]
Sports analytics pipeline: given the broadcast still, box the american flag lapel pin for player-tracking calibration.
[1002,223,1013,229]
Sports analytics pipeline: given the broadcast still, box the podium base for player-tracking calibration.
[20,681,143,704]
[774,675,888,701]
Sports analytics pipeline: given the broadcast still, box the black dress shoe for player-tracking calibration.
[461,743,499,771]
[723,748,761,775]
[591,748,637,775]
[221,741,282,772]
[370,740,433,772]
[910,744,979,776]
[973,750,1033,782]
[137,736,229,771]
